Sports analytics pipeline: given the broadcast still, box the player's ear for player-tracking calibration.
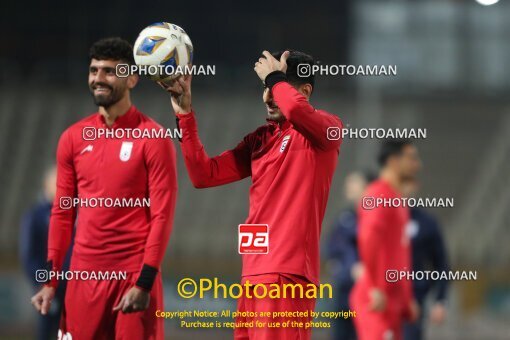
[127,73,139,89]
[297,83,313,99]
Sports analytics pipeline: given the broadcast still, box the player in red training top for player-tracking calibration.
[350,139,421,340]
[30,38,177,340]
[161,50,343,340]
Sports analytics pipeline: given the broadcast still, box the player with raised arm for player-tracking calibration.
[30,37,177,340]
[162,50,343,340]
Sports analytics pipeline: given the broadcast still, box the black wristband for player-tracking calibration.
[136,264,158,291]
[264,71,287,90]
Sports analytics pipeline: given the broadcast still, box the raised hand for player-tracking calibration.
[158,74,192,115]
[254,50,290,82]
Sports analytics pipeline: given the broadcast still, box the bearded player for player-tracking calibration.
[350,139,420,340]
[162,50,343,340]
[30,37,177,339]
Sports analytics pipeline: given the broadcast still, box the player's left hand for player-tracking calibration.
[113,286,150,313]
[369,288,386,312]
[254,50,290,82]
[430,302,446,324]
[408,299,420,323]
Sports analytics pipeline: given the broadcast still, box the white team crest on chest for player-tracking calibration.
[279,135,291,153]
[80,144,93,155]
[119,141,133,162]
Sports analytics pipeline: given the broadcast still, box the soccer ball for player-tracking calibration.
[133,22,193,83]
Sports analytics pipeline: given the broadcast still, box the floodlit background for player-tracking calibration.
[0,0,509,339]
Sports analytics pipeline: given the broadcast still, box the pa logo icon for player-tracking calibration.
[238,224,269,254]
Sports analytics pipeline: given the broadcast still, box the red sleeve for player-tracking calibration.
[357,203,387,291]
[177,111,251,188]
[140,137,178,269]
[271,81,343,151]
[47,129,77,288]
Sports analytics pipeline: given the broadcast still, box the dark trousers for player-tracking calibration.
[403,300,426,340]
[332,316,357,340]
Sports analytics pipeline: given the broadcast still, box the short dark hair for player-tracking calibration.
[271,50,316,90]
[361,169,378,184]
[89,37,134,65]
[377,139,413,167]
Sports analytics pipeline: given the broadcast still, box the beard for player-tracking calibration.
[400,173,418,185]
[89,83,124,108]
[266,107,285,122]
[266,112,285,122]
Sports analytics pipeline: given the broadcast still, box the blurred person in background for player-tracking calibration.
[326,171,374,340]
[350,139,421,340]
[401,179,449,340]
[20,165,70,340]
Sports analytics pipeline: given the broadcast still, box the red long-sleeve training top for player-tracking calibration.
[351,179,413,317]
[177,81,343,285]
[47,105,177,286]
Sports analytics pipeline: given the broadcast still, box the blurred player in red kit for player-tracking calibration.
[30,37,177,339]
[161,50,343,340]
[350,139,421,340]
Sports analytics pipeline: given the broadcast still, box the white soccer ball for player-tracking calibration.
[133,22,193,83]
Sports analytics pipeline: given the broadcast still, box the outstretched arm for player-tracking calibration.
[161,76,252,188]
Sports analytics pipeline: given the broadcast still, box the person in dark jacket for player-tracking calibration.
[403,180,449,340]
[326,171,373,340]
[20,166,71,340]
